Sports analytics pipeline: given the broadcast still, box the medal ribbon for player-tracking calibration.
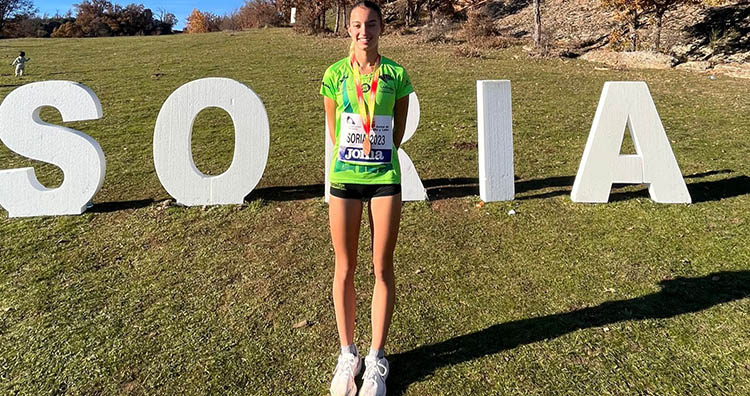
[351,55,380,156]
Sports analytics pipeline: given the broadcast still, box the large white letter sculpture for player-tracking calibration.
[325,92,426,202]
[477,80,514,202]
[154,78,270,206]
[571,82,691,203]
[0,81,105,217]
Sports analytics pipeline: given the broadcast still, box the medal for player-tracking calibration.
[351,55,380,157]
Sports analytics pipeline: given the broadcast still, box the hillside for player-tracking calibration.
[480,0,749,64]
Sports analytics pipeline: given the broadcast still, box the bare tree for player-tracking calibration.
[0,0,35,33]
[532,0,542,48]
[156,7,177,26]
[649,0,691,51]
[602,0,648,51]
[603,0,696,52]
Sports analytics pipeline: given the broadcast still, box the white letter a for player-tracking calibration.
[571,82,691,203]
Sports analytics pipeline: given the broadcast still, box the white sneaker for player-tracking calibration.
[330,352,362,396]
[358,355,388,396]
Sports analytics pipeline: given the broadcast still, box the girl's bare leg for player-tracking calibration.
[368,194,401,350]
[330,196,363,346]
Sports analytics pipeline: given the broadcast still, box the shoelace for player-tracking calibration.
[363,360,388,382]
[334,354,357,378]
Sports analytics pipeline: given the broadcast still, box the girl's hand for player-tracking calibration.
[393,95,409,149]
[324,97,337,144]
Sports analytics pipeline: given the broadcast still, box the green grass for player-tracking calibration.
[1,29,749,395]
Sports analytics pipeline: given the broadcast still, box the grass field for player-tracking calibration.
[1,29,749,395]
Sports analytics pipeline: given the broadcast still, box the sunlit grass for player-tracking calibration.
[0,29,748,395]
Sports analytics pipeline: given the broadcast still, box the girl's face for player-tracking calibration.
[348,6,382,53]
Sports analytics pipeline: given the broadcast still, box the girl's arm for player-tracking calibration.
[393,96,410,149]
[324,97,337,144]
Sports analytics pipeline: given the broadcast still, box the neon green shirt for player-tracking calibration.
[321,55,414,185]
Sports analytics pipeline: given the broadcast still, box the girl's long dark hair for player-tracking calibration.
[352,1,383,24]
[348,1,384,57]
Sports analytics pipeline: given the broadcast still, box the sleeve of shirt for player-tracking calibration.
[395,68,414,100]
[320,66,337,100]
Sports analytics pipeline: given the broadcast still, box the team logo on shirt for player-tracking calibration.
[378,74,395,94]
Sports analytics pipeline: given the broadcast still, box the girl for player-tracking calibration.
[320,2,413,396]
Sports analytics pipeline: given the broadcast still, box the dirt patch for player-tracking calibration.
[430,198,474,217]
[713,62,750,79]
[579,49,750,79]
[675,61,712,72]
[581,50,674,70]
[452,142,478,150]
[578,47,750,79]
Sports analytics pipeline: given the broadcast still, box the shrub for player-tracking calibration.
[421,16,452,43]
[292,2,327,34]
[454,44,483,58]
[51,22,83,38]
[462,8,497,40]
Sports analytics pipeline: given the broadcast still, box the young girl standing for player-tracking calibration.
[320,2,413,395]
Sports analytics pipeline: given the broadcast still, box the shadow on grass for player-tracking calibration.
[425,178,479,200]
[245,184,324,202]
[425,175,576,201]
[514,171,750,203]
[607,175,750,203]
[686,176,750,203]
[239,171,747,203]
[388,271,750,395]
[89,199,154,213]
[684,169,733,179]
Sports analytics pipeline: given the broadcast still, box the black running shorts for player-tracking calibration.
[330,183,401,201]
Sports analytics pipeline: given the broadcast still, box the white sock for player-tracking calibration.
[341,344,358,356]
[368,348,384,359]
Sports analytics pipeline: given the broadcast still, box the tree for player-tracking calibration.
[292,0,331,33]
[237,0,283,29]
[426,0,457,22]
[154,7,176,34]
[117,4,154,35]
[74,0,120,37]
[532,0,542,49]
[202,11,222,31]
[51,21,83,37]
[649,0,691,51]
[0,0,35,33]
[156,7,176,26]
[603,0,702,52]
[333,0,349,34]
[185,8,208,33]
[601,0,649,51]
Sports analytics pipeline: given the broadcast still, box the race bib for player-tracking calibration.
[338,113,393,164]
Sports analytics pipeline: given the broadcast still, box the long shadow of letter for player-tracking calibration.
[388,271,749,395]
[245,184,324,202]
[88,199,154,213]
